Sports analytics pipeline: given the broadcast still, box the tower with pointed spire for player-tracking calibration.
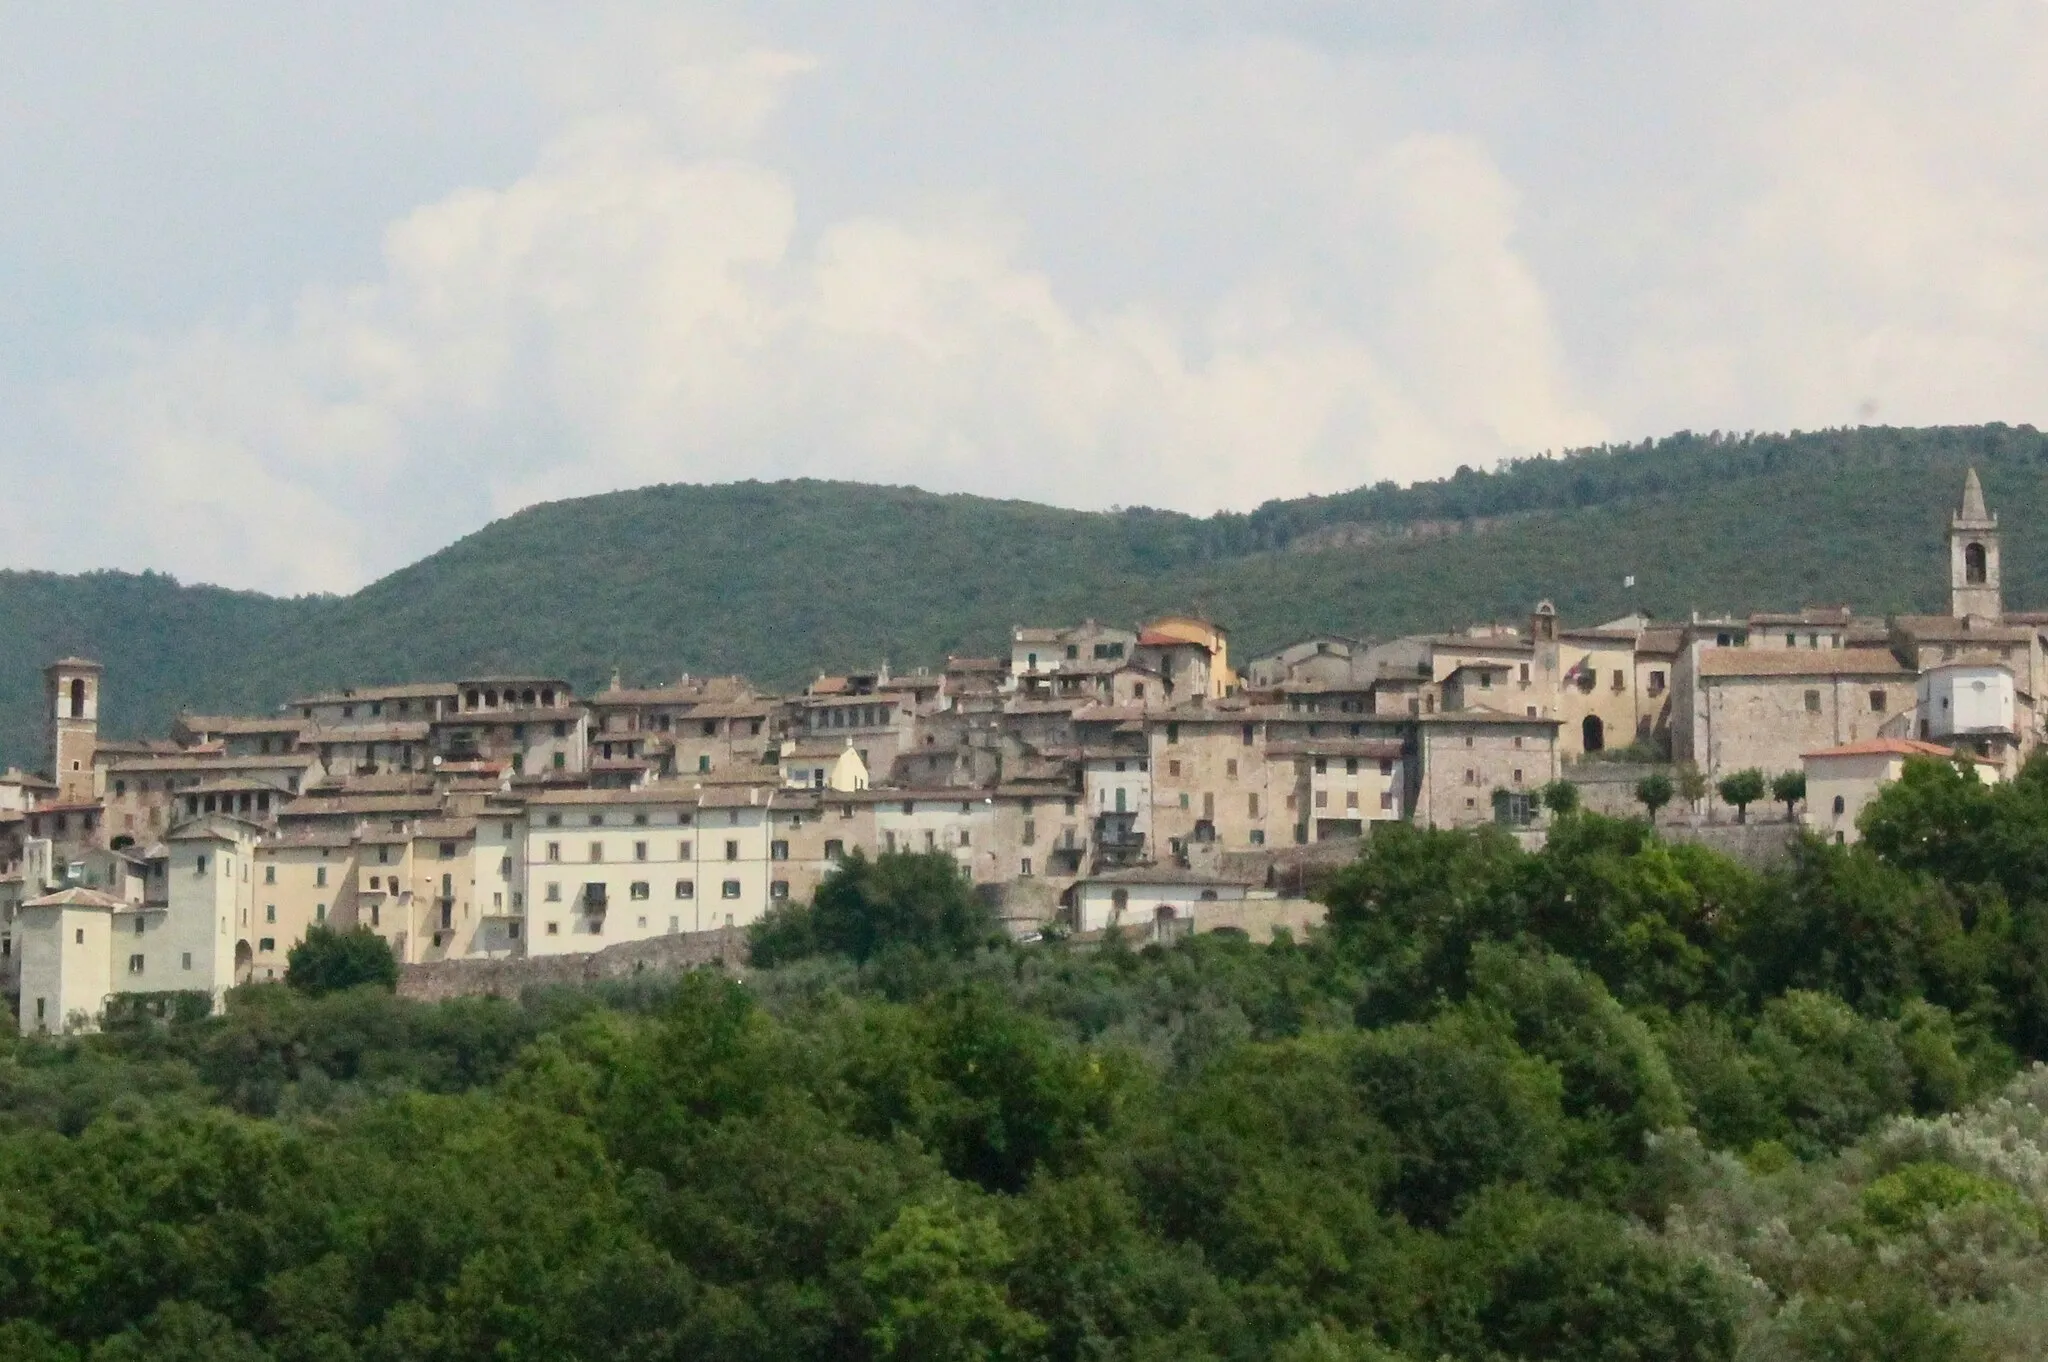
[1950,467,2002,621]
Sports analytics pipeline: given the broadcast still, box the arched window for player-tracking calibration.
[1581,715,1605,753]
[1833,795,1846,817]
[1966,541,1988,585]
[68,677,85,718]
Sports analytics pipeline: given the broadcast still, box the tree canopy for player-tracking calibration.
[16,759,2048,1356]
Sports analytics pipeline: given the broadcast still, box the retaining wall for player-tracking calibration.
[398,926,747,1003]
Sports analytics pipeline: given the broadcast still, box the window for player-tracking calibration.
[771,839,790,860]
[316,904,326,922]
[676,880,695,899]
[545,882,562,902]
[546,842,561,862]
[1833,795,1847,816]
[679,840,693,859]
[1241,723,1254,745]
[1804,689,1821,713]
[1870,689,1888,712]
[76,928,85,945]
[1225,758,1238,778]
[1020,857,1033,877]
[1248,793,1261,817]
[133,917,145,935]
[1166,723,1179,743]
[697,755,711,773]
[1315,791,1328,808]
[264,865,276,884]
[265,904,276,923]
[589,842,604,862]
[1649,669,1666,695]
[181,952,192,970]
[1347,791,1360,808]
[1380,791,1394,810]
[1519,663,1530,684]
[1168,760,1182,778]
[196,855,208,876]
[1345,756,1359,775]
[259,938,275,953]
[589,813,605,826]
[630,882,650,900]
[721,880,742,899]
[634,841,648,861]
[315,865,327,887]
[825,839,844,858]
[771,880,790,900]
[129,954,145,974]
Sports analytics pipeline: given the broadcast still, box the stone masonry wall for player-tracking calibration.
[397,925,748,1003]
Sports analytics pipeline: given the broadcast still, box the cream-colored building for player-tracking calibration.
[1803,738,2002,845]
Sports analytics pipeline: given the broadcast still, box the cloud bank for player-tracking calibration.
[7,3,2048,592]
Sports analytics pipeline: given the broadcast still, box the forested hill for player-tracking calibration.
[7,422,2048,768]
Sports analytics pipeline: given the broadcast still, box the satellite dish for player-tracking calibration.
[431,756,443,767]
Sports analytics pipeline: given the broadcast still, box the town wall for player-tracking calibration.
[396,924,749,1003]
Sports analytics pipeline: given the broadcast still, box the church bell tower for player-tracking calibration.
[1949,468,2002,621]
[44,657,103,803]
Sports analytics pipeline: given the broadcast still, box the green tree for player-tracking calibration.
[1541,780,1582,817]
[809,850,999,964]
[1771,770,1807,821]
[285,925,398,996]
[1636,772,1675,823]
[1675,762,1710,812]
[860,1197,1047,1362]
[1716,769,1766,823]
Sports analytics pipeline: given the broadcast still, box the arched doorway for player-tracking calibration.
[234,940,253,986]
[1582,715,1605,753]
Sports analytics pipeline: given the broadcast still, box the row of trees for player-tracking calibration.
[1533,767,1807,823]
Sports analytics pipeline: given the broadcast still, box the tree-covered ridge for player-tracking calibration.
[8,422,2048,768]
[12,756,2048,1358]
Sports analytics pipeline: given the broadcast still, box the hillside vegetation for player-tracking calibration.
[14,760,2048,1357]
[6,423,2047,768]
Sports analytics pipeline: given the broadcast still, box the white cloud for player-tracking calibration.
[17,2,2048,593]
[54,44,1597,592]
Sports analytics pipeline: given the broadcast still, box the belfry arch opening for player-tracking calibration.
[68,677,84,717]
[1965,541,1988,585]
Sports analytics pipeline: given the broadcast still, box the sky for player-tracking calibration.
[4,1,2047,596]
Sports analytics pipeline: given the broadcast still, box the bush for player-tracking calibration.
[285,926,398,997]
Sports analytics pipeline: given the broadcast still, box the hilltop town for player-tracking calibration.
[2,470,2029,1032]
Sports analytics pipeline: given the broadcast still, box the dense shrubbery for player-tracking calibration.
[16,755,2048,1356]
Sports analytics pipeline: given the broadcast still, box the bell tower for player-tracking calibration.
[44,657,103,803]
[1949,468,2002,621]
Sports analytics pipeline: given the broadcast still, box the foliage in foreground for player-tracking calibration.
[13,757,2048,1357]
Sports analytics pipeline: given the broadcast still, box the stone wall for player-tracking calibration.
[1659,817,1803,868]
[397,925,747,1003]
[1563,762,1666,817]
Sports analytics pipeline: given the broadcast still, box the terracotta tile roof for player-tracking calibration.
[1697,647,1908,678]
[291,682,460,705]
[1804,738,1999,764]
[1892,616,2034,643]
[22,886,126,910]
